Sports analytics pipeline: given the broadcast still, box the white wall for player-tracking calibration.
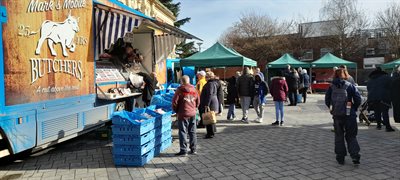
[131,33,154,73]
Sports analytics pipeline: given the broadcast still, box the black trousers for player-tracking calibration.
[393,101,400,123]
[372,102,392,129]
[288,89,298,105]
[333,116,360,159]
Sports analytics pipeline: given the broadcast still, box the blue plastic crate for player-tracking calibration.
[150,111,172,128]
[155,121,172,137]
[155,130,172,145]
[113,129,155,146]
[113,139,155,156]
[155,137,172,156]
[112,120,155,136]
[113,148,155,166]
[112,111,154,126]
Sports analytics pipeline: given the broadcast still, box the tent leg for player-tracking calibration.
[309,68,312,94]
[355,67,358,85]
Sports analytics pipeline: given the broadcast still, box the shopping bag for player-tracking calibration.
[202,107,217,125]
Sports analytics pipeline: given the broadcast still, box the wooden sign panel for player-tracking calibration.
[2,0,94,105]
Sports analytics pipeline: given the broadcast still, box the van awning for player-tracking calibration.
[94,6,144,58]
[145,20,202,41]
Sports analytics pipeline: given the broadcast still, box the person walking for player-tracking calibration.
[270,72,288,126]
[300,69,310,103]
[253,73,269,123]
[285,68,299,106]
[237,67,255,123]
[172,75,200,156]
[325,68,361,165]
[255,67,265,81]
[226,72,240,120]
[367,67,395,132]
[200,71,220,139]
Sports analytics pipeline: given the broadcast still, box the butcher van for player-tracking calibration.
[0,0,199,160]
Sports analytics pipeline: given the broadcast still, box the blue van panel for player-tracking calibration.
[0,110,36,154]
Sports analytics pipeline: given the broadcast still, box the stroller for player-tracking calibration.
[359,100,376,126]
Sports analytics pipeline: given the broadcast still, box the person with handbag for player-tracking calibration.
[172,75,200,156]
[199,71,220,139]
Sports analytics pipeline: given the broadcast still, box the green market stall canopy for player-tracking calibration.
[380,59,400,70]
[180,42,257,67]
[311,53,357,68]
[267,53,310,68]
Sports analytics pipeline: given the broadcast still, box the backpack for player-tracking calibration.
[330,81,350,116]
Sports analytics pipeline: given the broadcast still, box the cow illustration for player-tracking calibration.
[34,12,80,57]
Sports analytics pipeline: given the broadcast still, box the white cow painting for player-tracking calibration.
[35,12,80,57]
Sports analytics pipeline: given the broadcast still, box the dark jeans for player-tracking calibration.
[394,102,400,123]
[333,116,360,160]
[372,102,392,129]
[178,117,197,153]
[300,87,308,103]
[288,89,298,105]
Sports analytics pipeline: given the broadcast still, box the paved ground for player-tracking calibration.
[1,94,399,180]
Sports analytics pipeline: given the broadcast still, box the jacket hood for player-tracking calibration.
[369,69,387,79]
[178,84,195,93]
[272,76,285,80]
[332,78,348,87]
[255,73,265,81]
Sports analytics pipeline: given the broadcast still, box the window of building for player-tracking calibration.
[366,48,375,56]
[320,48,333,57]
[301,49,313,61]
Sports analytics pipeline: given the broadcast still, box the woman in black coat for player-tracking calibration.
[200,72,220,139]
[226,76,238,120]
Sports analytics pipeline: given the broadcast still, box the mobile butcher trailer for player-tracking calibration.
[0,0,162,160]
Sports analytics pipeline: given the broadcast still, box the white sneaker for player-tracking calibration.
[258,118,263,123]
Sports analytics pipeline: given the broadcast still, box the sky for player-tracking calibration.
[174,0,395,50]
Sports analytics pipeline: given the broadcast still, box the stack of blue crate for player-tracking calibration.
[111,111,156,166]
[150,109,173,155]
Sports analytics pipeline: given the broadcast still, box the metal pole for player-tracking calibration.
[355,66,358,85]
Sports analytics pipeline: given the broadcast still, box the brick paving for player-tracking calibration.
[1,94,399,180]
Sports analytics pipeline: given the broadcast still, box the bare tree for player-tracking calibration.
[219,12,294,64]
[376,2,400,58]
[320,0,369,58]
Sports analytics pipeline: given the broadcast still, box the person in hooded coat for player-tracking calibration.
[270,72,288,126]
[367,67,395,132]
[199,71,220,139]
[253,73,269,123]
[285,68,299,106]
[325,68,361,165]
[391,66,400,123]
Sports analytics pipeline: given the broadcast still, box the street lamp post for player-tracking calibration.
[197,42,203,52]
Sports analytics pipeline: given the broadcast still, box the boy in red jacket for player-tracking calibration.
[172,75,200,156]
